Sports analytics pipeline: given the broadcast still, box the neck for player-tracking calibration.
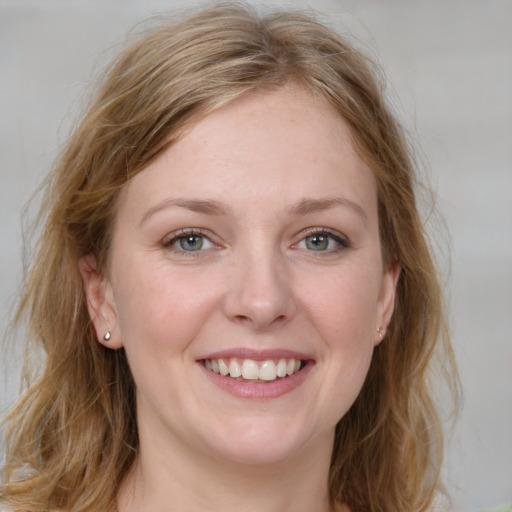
[118,424,337,512]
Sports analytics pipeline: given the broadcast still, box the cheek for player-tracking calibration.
[298,265,381,346]
[304,267,381,413]
[112,261,218,357]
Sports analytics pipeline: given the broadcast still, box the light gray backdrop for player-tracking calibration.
[1,0,511,510]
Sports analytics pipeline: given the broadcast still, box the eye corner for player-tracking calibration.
[161,228,221,256]
[291,227,352,255]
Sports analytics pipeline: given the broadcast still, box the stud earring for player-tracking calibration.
[377,327,383,341]
[103,332,111,342]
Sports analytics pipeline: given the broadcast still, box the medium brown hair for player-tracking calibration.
[1,3,458,511]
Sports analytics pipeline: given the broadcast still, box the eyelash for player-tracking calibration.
[294,228,351,254]
[161,229,217,256]
[161,228,351,257]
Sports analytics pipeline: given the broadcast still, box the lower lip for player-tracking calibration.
[198,360,314,399]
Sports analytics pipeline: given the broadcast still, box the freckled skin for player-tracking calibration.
[84,87,399,509]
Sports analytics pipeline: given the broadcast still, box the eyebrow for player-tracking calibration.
[140,198,229,225]
[288,197,368,223]
[139,196,367,225]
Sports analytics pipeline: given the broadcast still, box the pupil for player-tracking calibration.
[180,235,203,251]
[307,235,328,251]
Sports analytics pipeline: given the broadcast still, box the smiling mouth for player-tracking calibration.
[203,357,306,383]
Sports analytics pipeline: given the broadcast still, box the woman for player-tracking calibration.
[1,3,458,512]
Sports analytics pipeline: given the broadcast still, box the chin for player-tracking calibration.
[213,441,299,467]
[202,415,318,466]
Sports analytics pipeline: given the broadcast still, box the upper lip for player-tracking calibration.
[198,348,313,361]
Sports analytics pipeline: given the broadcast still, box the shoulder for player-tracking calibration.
[0,507,62,512]
[478,508,512,512]
[429,496,512,512]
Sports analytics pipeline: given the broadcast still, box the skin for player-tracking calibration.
[81,86,400,512]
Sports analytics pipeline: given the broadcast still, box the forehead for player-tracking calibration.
[117,86,377,222]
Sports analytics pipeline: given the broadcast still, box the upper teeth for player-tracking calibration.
[204,358,302,381]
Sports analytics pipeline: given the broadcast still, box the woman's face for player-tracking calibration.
[84,86,399,467]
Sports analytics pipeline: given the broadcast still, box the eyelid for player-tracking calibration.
[161,228,219,254]
[293,227,351,251]
[161,226,350,256]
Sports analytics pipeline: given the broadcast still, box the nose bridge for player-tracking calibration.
[223,234,296,330]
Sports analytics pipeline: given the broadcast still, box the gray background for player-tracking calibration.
[1,0,511,510]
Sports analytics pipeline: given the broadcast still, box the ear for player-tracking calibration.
[79,254,123,349]
[374,263,401,346]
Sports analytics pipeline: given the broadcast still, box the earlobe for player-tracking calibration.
[79,254,122,349]
[375,263,401,345]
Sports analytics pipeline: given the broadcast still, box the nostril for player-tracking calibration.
[231,313,288,330]
[232,314,250,323]
[222,275,297,330]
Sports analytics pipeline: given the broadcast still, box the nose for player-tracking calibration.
[222,249,297,331]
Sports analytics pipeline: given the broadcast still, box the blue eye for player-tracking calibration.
[305,234,331,251]
[177,234,205,251]
[297,230,349,252]
[164,231,215,253]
